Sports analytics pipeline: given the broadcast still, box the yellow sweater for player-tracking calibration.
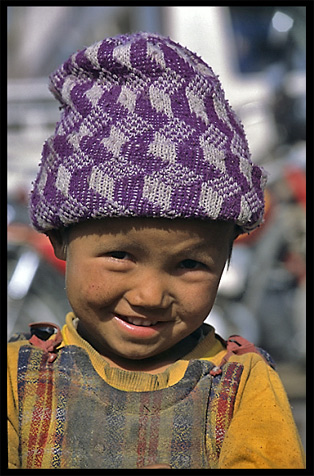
[8,313,305,469]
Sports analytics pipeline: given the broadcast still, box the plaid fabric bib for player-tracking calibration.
[17,345,243,469]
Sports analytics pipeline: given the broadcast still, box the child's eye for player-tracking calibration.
[109,251,129,260]
[179,259,204,270]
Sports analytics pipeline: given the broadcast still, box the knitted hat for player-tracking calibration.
[30,32,267,233]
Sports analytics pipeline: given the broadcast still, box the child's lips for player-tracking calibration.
[114,313,160,327]
[113,313,166,338]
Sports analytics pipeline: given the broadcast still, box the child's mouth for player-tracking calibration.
[113,313,164,338]
[115,313,159,327]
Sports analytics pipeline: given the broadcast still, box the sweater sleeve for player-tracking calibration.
[217,354,305,469]
[7,341,24,469]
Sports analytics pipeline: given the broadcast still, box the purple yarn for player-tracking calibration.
[30,32,267,233]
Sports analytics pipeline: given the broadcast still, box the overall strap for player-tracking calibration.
[206,335,276,465]
[210,334,276,377]
[10,322,63,363]
[206,360,243,465]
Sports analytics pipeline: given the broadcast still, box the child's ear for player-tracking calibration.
[47,230,67,261]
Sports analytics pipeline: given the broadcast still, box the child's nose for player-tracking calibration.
[124,270,171,310]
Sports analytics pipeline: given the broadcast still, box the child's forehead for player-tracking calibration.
[69,217,235,242]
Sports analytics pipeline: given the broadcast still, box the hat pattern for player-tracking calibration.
[30,32,267,232]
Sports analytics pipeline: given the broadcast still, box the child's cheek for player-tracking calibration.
[65,263,107,308]
[77,280,113,309]
[188,280,220,316]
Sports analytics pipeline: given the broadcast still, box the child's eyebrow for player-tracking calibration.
[181,242,211,252]
[93,235,219,260]
[176,245,216,261]
[94,238,146,252]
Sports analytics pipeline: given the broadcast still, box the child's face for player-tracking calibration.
[61,218,233,367]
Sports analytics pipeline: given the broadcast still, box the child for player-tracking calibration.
[7,32,305,469]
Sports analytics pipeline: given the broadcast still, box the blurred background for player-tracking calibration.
[7,6,306,447]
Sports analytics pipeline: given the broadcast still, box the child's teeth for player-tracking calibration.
[130,318,143,326]
[127,317,157,326]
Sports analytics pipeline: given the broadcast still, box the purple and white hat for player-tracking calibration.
[30,32,267,233]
